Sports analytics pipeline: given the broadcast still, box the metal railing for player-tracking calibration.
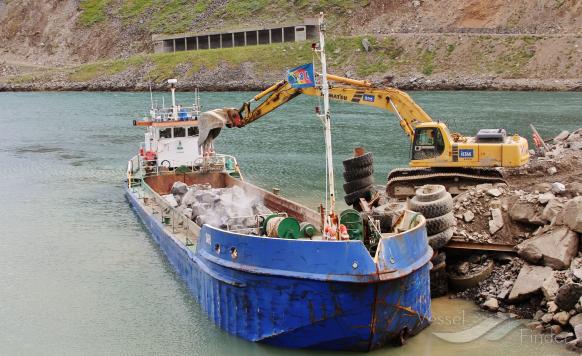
[149,106,201,122]
[135,180,201,247]
[133,154,242,179]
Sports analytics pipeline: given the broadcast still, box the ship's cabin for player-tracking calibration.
[137,120,202,169]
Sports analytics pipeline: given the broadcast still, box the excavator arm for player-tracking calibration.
[227,74,435,142]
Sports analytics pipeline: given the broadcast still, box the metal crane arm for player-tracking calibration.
[227,74,435,141]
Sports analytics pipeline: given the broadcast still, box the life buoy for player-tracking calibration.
[145,151,156,161]
[160,160,171,168]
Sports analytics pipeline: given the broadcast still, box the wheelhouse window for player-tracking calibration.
[188,127,199,136]
[174,127,186,138]
[159,128,171,139]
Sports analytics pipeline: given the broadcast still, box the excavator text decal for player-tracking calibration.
[329,93,349,101]
[459,149,474,158]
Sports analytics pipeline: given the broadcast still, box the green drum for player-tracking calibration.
[299,222,317,238]
[339,209,364,241]
[263,214,301,239]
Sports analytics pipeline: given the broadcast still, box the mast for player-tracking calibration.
[317,12,337,238]
[169,78,178,119]
[149,83,154,110]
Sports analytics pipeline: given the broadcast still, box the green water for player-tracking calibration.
[0,91,580,355]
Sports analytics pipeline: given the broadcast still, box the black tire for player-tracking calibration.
[415,184,447,202]
[344,185,374,206]
[431,251,446,265]
[430,262,448,297]
[428,227,454,250]
[343,165,374,181]
[342,152,374,171]
[343,176,375,194]
[375,214,393,233]
[426,212,456,235]
[407,193,453,218]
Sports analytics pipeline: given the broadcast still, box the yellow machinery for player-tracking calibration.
[225,74,530,198]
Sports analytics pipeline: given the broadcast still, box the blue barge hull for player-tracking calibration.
[126,180,432,351]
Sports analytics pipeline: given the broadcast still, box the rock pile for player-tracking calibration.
[448,129,582,352]
[164,181,272,232]
[452,180,580,246]
[505,128,582,193]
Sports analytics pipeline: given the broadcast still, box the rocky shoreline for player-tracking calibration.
[1,59,580,93]
[1,77,580,92]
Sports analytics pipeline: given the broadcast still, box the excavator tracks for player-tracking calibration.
[386,168,506,199]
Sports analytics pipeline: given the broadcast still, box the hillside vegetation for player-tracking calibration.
[0,0,581,90]
[78,0,366,33]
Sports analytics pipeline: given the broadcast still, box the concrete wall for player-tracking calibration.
[153,23,318,54]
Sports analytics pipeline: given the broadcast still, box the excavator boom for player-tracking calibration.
[233,75,434,141]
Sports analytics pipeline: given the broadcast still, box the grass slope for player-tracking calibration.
[78,0,369,33]
[3,34,562,86]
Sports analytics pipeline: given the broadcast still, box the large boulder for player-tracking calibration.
[566,338,582,353]
[509,201,546,225]
[162,194,178,208]
[181,188,197,207]
[570,313,582,330]
[542,274,560,300]
[508,264,553,302]
[488,208,504,234]
[563,197,582,233]
[171,181,188,196]
[541,198,564,222]
[516,226,579,270]
[554,311,571,326]
[554,130,570,142]
[555,283,582,311]
[571,257,582,280]
[538,192,555,204]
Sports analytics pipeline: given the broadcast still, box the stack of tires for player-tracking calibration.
[407,184,455,297]
[342,152,375,207]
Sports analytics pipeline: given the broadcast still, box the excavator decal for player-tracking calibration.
[362,94,375,102]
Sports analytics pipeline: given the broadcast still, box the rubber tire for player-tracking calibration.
[343,165,374,182]
[431,251,446,265]
[377,214,393,233]
[342,152,374,171]
[428,227,454,250]
[426,212,456,235]
[343,176,375,194]
[344,185,374,206]
[407,193,453,219]
[430,262,448,298]
[415,184,447,202]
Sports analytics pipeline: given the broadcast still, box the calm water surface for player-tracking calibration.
[0,91,580,355]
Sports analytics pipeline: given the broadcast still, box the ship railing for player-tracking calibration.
[134,153,241,180]
[138,181,200,246]
[127,155,143,188]
[151,106,201,122]
[192,154,242,178]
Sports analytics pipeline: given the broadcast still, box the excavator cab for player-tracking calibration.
[411,126,446,161]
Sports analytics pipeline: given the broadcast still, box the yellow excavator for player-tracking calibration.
[224,74,530,198]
